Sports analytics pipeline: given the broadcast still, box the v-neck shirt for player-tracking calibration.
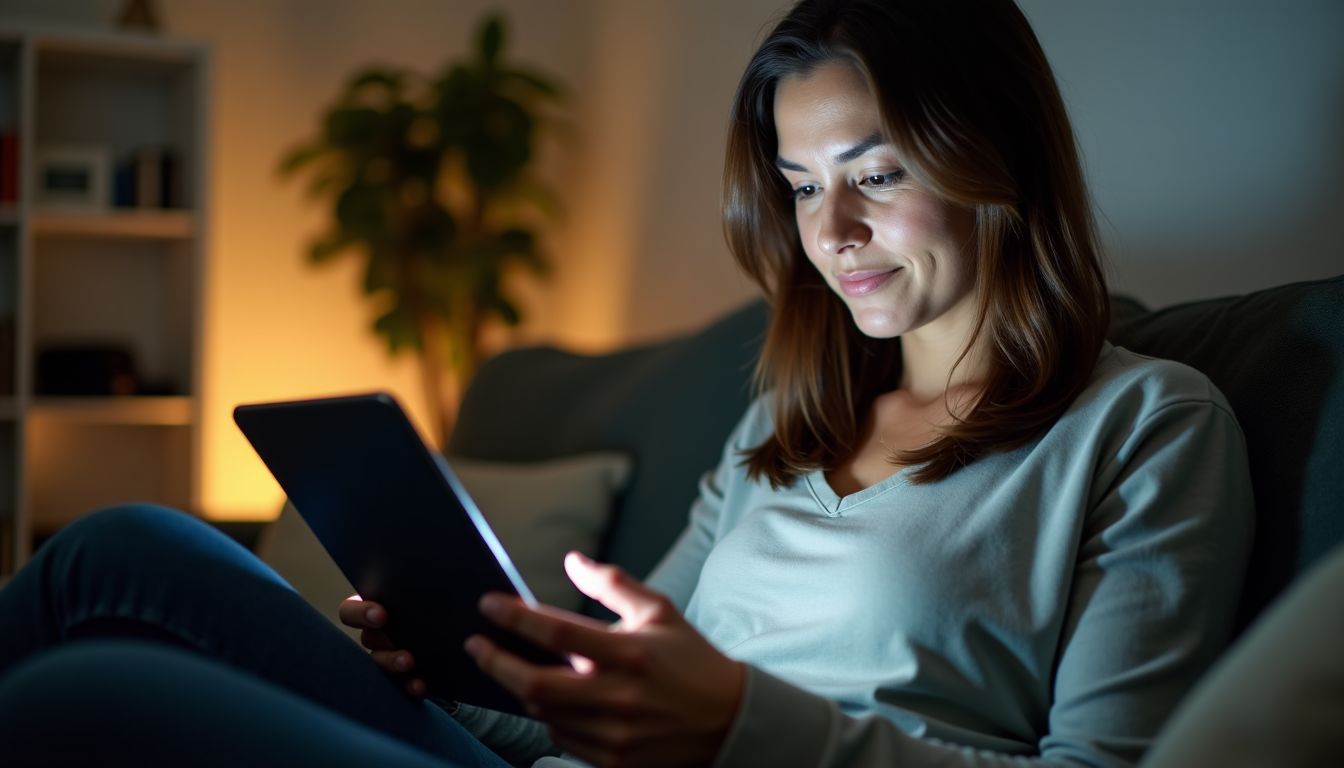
[642,343,1254,766]
[804,465,913,517]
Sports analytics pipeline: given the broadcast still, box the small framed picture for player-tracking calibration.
[33,144,110,211]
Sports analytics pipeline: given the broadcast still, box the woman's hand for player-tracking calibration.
[338,595,428,698]
[466,552,746,768]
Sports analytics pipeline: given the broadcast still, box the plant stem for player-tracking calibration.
[415,310,455,447]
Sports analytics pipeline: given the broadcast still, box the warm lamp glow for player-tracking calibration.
[195,4,672,521]
[199,217,438,522]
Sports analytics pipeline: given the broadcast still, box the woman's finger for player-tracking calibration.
[563,552,670,628]
[466,634,614,711]
[338,597,386,629]
[370,649,415,674]
[479,594,647,671]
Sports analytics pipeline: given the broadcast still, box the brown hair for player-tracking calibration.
[724,0,1110,486]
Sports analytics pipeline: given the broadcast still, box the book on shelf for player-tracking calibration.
[113,147,179,209]
[0,129,17,205]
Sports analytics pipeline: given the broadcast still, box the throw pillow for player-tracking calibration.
[450,452,632,612]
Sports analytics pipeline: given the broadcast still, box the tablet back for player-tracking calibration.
[234,391,557,714]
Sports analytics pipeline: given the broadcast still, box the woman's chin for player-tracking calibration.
[851,307,907,339]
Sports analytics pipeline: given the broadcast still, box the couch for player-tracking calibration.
[260,273,1343,757]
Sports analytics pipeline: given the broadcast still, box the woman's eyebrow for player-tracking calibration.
[775,133,887,172]
[834,133,885,163]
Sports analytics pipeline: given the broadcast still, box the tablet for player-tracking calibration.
[234,391,567,714]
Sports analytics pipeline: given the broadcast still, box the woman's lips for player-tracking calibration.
[836,268,900,297]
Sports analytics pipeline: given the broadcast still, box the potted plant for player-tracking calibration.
[278,14,564,444]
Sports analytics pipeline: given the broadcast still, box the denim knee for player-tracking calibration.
[39,502,286,591]
[48,502,204,551]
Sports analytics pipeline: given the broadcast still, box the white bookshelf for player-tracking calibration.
[0,26,208,574]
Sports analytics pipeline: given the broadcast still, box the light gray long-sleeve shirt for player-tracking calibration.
[465,344,1255,767]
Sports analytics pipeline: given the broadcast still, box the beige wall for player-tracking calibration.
[3,0,1341,520]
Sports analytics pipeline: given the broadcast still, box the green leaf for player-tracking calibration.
[500,68,562,99]
[412,260,462,313]
[479,15,506,67]
[408,205,457,254]
[335,183,385,238]
[514,246,550,277]
[276,143,326,177]
[491,294,521,326]
[304,168,347,201]
[526,183,564,220]
[345,68,403,96]
[373,302,421,354]
[307,232,355,265]
[432,67,486,147]
[362,246,401,294]
[462,99,533,189]
[497,228,534,252]
[324,106,384,148]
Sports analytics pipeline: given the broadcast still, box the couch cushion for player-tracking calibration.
[450,302,770,585]
[1108,275,1344,629]
[447,452,632,612]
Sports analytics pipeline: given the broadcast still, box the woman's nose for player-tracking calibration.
[816,189,871,256]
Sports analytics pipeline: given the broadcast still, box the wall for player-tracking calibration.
[565,0,785,346]
[1019,0,1344,306]
[2,0,1340,520]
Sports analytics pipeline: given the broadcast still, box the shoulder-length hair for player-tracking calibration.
[724,0,1110,486]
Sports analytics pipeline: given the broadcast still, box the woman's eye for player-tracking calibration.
[860,171,904,189]
[792,184,818,200]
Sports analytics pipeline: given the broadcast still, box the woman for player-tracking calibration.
[0,0,1252,765]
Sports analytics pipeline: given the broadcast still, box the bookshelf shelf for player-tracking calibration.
[31,396,193,426]
[31,208,195,240]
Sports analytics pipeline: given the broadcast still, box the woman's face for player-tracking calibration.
[774,62,979,341]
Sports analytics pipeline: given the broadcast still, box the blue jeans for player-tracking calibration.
[0,504,512,767]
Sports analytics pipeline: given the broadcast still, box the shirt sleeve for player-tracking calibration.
[712,396,1255,767]
[646,398,769,610]
[448,702,558,766]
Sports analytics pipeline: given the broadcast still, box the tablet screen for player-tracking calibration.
[235,391,567,714]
